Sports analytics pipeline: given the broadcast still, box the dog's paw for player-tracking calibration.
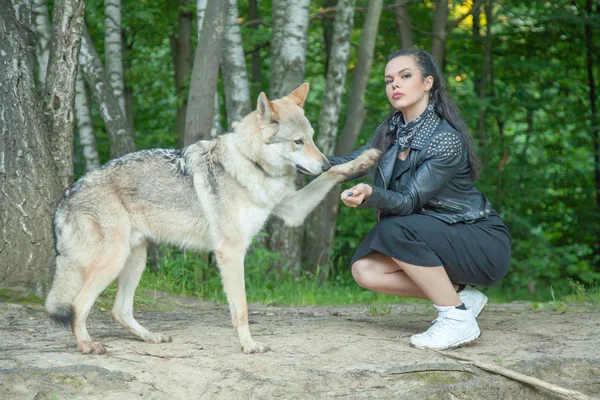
[330,148,381,177]
[78,341,106,355]
[145,333,173,344]
[350,148,381,172]
[241,340,270,354]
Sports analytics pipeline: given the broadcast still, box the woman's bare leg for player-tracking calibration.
[351,251,461,306]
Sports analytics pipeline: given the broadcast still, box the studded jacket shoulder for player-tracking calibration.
[328,114,493,224]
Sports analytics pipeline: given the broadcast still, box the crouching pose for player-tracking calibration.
[331,48,511,350]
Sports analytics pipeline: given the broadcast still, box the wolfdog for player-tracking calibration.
[45,83,379,355]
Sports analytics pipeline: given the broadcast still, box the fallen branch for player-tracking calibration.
[429,350,593,400]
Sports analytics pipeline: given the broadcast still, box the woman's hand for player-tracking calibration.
[341,183,373,207]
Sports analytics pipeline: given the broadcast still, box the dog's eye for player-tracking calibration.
[294,139,304,145]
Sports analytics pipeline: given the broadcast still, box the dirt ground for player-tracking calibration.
[1,294,599,400]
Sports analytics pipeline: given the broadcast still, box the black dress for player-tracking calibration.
[351,211,511,287]
[352,117,511,286]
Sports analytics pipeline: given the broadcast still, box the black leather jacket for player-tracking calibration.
[329,112,493,224]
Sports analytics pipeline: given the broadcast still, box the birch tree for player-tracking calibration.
[43,0,85,190]
[79,26,135,158]
[32,0,52,87]
[269,0,310,98]
[185,0,228,145]
[75,70,100,171]
[104,0,126,116]
[0,0,61,296]
[221,0,251,129]
[336,0,383,157]
[267,0,310,272]
[303,0,356,274]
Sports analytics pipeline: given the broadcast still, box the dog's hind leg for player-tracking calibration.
[112,242,172,344]
[215,244,268,354]
[71,243,130,355]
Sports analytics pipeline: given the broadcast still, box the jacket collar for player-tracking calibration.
[408,107,441,150]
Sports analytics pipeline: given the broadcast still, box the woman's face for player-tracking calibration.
[385,55,433,118]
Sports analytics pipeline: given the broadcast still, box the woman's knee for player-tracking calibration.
[351,259,374,288]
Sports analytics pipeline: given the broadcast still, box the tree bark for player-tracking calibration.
[585,0,600,210]
[267,0,310,273]
[79,26,135,158]
[248,0,261,91]
[269,0,310,98]
[196,0,223,139]
[171,0,193,148]
[32,0,52,88]
[336,0,383,157]
[75,68,100,172]
[104,0,125,115]
[477,0,493,158]
[303,0,356,275]
[322,0,336,74]
[394,0,414,49]
[431,0,449,67]
[221,0,251,129]
[0,0,61,296]
[43,0,85,190]
[185,0,228,145]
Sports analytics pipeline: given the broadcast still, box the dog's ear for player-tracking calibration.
[287,82,309,108]
[257,92,279,122]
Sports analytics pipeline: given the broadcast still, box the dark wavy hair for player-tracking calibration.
[371,48,481,181]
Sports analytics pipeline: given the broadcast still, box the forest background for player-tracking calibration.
[1,0,599,307]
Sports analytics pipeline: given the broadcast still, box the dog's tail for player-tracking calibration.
[45,214,83,327]
[45,252,84,327]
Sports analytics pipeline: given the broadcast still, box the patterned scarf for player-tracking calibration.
[389,101,436,151]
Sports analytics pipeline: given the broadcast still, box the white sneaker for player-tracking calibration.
[458,286,488,318]
[409,305,481,350]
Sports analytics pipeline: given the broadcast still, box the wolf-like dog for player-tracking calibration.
[45,83,379,355]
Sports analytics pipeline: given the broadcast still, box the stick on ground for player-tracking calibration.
[429,349,594,400]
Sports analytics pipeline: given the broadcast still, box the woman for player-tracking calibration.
[330,48,511,350]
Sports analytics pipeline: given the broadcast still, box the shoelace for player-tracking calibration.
[422,315,454,338]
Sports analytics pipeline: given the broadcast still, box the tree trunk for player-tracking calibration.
[303,0,356,276]
[477,0,493,160]
[585,0,600,210]
[0,0,61,297]
[79,26,135,158]
[394,0,414,49]
[471,0,486,152]
[336,0,383,157]
[123,39,135,137]
[171,0,193,148]
[267,0,310,273]
[196,0,223,139]
[431,0,449,67]
[322,0,336,74]
[221,0,251,129]
[104,0,125,115]
[185,0,228,145]
[269,0,310,98]
[32,0,52,88]
[75,68,100,172]
[43,0,85,190]
[248,0,261,92]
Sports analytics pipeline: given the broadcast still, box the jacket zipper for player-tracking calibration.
[376,165,386,220]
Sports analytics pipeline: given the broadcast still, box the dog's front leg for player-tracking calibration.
[273,148,380,226]
[214,245,269,354]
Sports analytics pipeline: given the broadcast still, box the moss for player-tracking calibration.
[50,373,86,392]
[412,371,472,385]
[0,288,44,305]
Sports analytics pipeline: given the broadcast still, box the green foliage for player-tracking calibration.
[74,0,599,304]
